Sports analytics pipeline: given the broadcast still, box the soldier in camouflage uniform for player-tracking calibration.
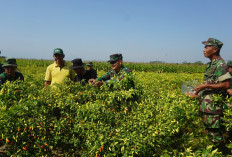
[227,60,232,95]
[0,58,24,85]
[193,38,231,143]
[90,54,132,87]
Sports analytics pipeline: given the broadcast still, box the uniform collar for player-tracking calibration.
[207,56,222,66]
[211,56,222,65]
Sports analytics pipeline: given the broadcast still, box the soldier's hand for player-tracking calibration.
[89,79,96,85]
[94,81,103,87]
[185,91,198,98]
[193,84,207,94]
[227,89,232,96]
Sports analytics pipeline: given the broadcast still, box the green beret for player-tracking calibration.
[108,53,123,62]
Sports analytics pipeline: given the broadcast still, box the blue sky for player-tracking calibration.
[1,0,232,63]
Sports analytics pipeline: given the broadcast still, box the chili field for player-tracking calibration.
[0,59,232,156]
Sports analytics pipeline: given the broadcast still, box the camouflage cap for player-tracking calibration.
[227,60,232,68]
[53,48,64,55]
[108,53,123,62]
[86,62,94,66]
[202,38,223,48]
[3,58,17,67]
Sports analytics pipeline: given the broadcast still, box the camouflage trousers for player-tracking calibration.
[200,112,225,143]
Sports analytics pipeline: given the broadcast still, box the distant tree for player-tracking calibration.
[193,61,204,65]
[150,61,165,64]
[182,61,190,64]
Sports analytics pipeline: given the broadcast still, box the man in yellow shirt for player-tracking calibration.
[44,48,75,87]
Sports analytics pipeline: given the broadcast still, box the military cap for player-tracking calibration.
[53,48,64,55]
[3,58,17,67]
[227,60,232,68]
[86,62,94,66]
[202,38,223,48]
[69,58,85,69]
[108,53,123,62]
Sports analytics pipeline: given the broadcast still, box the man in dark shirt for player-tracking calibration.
[86,62,97,78]
[69,58,97,85]
[0,58,24,85]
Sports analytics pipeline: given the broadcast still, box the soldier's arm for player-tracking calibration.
[194,80,230,95]
[97,71,111,82]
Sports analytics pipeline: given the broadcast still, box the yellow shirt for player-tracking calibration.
[45,61,75,85]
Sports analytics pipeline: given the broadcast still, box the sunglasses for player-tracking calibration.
[110,61,117,64]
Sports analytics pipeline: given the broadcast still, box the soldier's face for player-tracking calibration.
[5,66,17,77]
[110,60,122,72]
[203,46,217,59]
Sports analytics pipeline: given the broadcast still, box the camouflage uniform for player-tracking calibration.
[200,38,232,142]
[97,54,132,83]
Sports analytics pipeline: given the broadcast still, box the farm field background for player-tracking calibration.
[0,59,232,156]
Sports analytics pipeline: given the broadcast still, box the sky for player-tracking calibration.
[0,0,232,63]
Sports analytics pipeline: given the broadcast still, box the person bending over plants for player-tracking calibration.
[89,53,132,87]
[69,58,97,85]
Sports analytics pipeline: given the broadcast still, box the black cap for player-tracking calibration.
[69,58,85,69]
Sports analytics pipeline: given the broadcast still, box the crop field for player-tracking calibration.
[0,59,232,156]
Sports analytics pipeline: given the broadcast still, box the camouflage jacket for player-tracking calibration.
[0,72,24,85]
[199,56,231,115]
[97,65,132,82]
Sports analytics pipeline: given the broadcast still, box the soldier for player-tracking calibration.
[86,62,97,78]
[69,58,97,85]
[90,53,132,87]
[227,60,232,95]
[44,48,75,87]
[0,58,24,85]
[193,38,231,143]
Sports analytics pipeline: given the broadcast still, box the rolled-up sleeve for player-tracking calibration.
[218,72,231,82]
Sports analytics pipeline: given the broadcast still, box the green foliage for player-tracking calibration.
[0,59,229,156]
[13,59,206,73]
